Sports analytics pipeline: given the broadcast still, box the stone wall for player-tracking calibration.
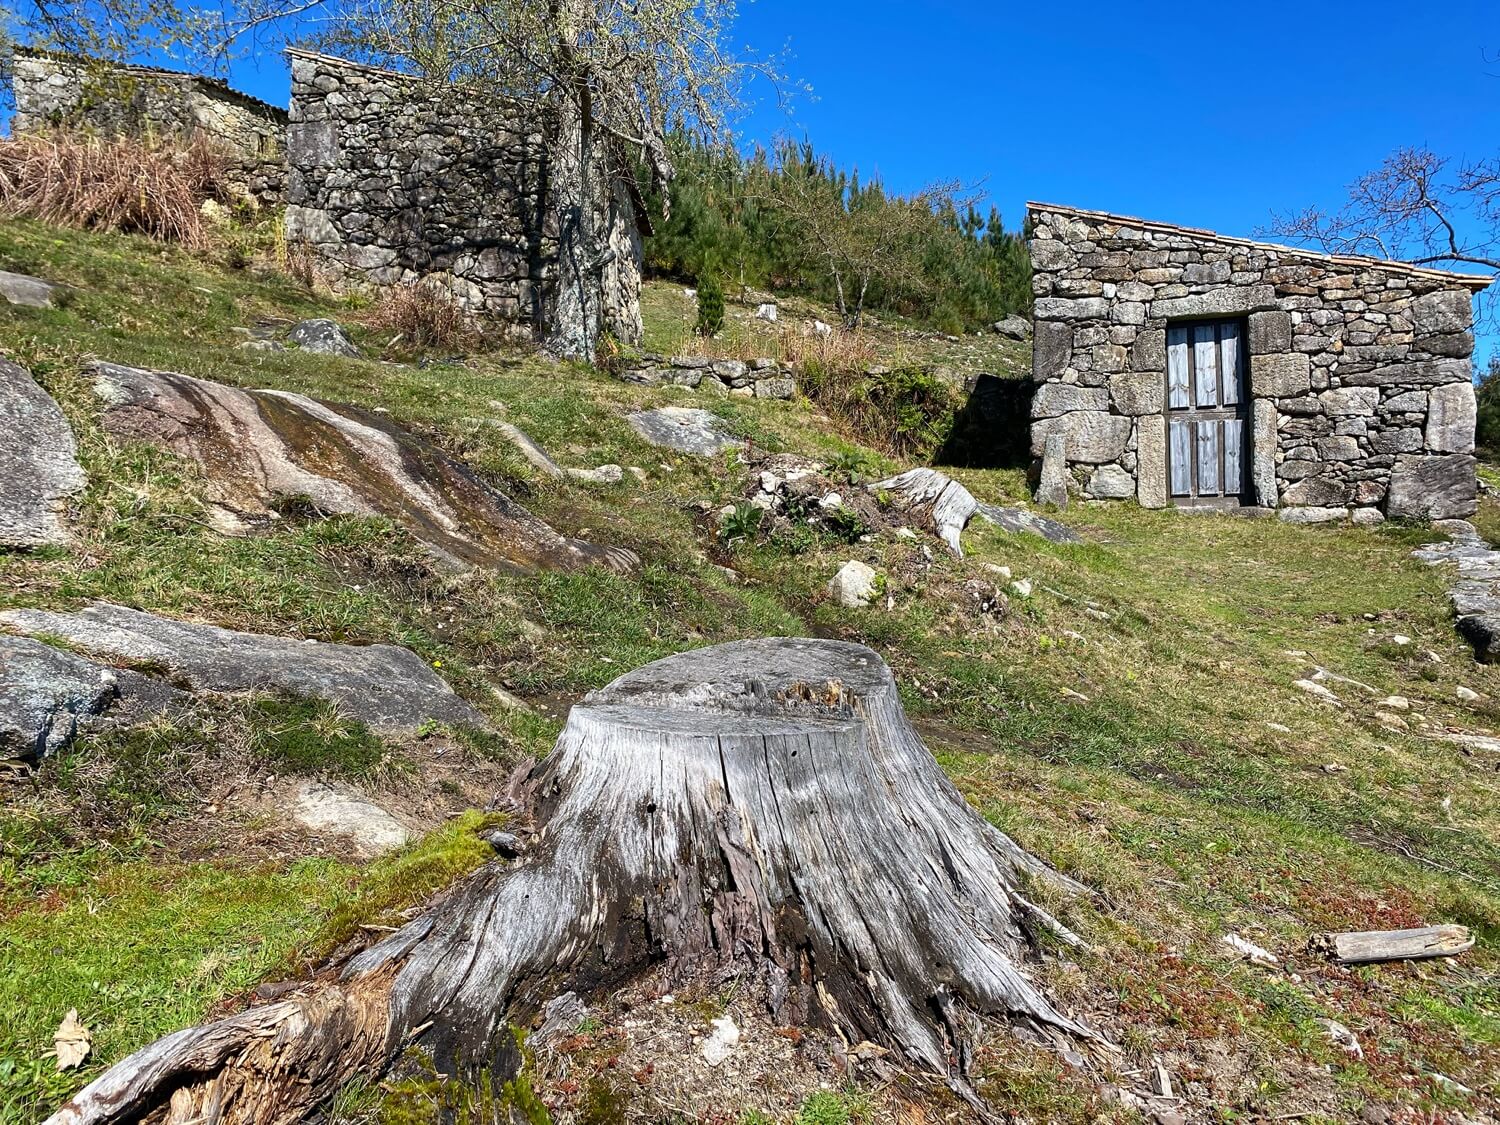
[10,48,288,205]
[284,48,642,342]
[1027,203,1490,523]
[617,354,797,399]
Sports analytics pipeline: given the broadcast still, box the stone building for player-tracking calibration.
[9,47,288,205]
[283,48,644,342]
[1027,203,1491,523]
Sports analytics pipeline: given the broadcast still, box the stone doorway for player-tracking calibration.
[1166,318,1248,506]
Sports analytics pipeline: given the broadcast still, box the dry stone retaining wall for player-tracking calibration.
[10,48,287,205]
[616,354,797,400]
[1028,203,1490,522]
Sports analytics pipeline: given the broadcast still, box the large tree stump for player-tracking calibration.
[46,639,1088,1125]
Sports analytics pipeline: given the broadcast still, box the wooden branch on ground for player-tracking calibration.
[45,638,1090,1124]
[1310,925,1473,965]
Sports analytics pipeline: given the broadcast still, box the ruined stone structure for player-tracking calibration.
[9,47,288,205]
[1027,203,1491,523]
[284,48,643,341]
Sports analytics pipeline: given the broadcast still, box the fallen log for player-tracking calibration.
[46,638,1089,1124]
[1311,925,1474,965]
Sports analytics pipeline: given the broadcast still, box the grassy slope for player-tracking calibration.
[0,218,1496,1123]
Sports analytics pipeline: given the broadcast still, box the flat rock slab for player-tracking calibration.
[974,503,1083,545]
[91,361,636,573]
[0,269,59,309]
[0,635,183,759]
[0,360,87,548]
[627,407,739,456]
[0,603,486,733]
[1415,522,1500,662]
[293,780,412,858]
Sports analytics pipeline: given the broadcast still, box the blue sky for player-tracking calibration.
[222,0,1500,242]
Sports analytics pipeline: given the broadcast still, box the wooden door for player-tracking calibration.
[1166,319,1247,505]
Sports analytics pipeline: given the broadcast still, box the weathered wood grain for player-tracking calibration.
[45,639,1088,1125]
[1312,925,1474,965]
[868,468,978,557]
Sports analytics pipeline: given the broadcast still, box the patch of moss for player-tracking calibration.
[243,696,385,776]
[313,810,505,954]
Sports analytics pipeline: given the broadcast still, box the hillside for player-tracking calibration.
[1,218,1497,1125]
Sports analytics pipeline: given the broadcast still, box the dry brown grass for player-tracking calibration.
[365,278,478,352]
[0,130,229,249]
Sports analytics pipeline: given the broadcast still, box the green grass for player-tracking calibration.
[1,215,1497,1122]
[0,857,351,1121]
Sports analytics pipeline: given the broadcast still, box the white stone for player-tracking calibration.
[701,1016,740,1066]
[827,561,878,608]
[1293,679,1342,705]
[755,302,778,322]
[759,471,781,493]
[293,781,412,858]
[1456,685,1481,702]
[1009,579,1033,598]
[818,492,844,511]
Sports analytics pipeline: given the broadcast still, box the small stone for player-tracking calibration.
[827,561,878,608]
[701,1016,740,1067]
[1294,679,1342,705]
[759,471,781,493]
[1009,579,1033,598]
[1379,695,1410,710]
[755,302,778,322]
[818,493,844,511]
[1456,686,1480,702]
[486,830,524,858]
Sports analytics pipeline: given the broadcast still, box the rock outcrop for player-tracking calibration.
[0,634,183,760]
[90,361,636,572]
[0,359,87,548]
[627,406,740,455]
[0,269,60,309]
[1413,521,1500,662]
[0,603,487,732]
[293,781,412,858]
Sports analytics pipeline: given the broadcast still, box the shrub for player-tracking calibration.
[366,278,477,352]
[695,273,725,336]
[798,360,959,459]
[1477,356,1500,458]
[0,130,229,248]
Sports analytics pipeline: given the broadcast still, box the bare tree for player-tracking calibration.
[1266,146,1500,275]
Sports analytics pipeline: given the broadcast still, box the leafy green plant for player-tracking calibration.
[821,504,869,544]
[695,273,725,336]
[719,501,764,545]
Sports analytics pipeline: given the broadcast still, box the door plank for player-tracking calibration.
[1196,419,1221,495]
[1193,324,1219,408]
[1169,418,1193,496]
[1167,326,1191,409]
[1221,322,1242,405]
[1224,418,1243,494]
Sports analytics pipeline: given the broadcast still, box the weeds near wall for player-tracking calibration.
[798,359,959,459]
[366,279,478,352]
[0,131,228,248]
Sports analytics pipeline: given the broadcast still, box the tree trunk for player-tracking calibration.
[544,3,601,364]
[45,639,1089,1125]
